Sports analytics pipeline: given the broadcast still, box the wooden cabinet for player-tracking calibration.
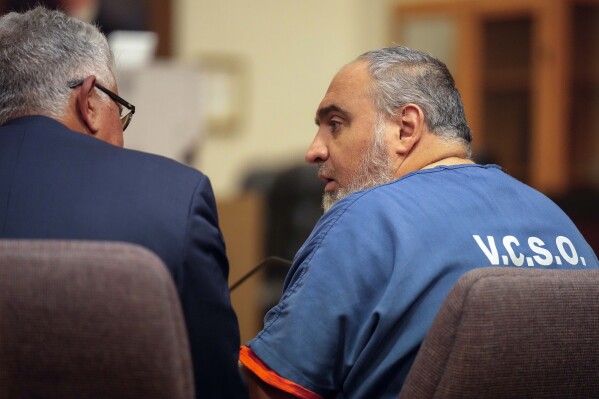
[0,0,172,57]
[218,193,266,344]
[393,0,599,196]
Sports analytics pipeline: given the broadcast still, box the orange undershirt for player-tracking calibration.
[239,346,323,399]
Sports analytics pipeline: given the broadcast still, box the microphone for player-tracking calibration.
[229,256,291,292]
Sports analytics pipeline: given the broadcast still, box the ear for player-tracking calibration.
[393,104,425,156]
[76,75,101,134]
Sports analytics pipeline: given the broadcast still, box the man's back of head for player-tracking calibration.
[358,46,472,149]
[0,7,127,146]
[0,7,114,125]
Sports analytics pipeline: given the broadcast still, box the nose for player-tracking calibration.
[305,133,329,164]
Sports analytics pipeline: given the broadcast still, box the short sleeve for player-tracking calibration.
[245,192,396,397]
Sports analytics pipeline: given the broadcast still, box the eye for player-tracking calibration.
[328,119,342,133]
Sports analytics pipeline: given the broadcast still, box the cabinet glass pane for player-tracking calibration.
[482,91,531,179]
[401,15,457,72]
[571,4,599,189]
[480,17,532,183]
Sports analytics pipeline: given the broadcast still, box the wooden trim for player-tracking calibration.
[395,0,545,15]
[394,1,462,15]
[456,4,484,153]
[150,0,172,58]
[469,0,544,15]
[529,0,571,194]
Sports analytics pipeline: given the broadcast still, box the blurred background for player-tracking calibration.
[2,0,598,342]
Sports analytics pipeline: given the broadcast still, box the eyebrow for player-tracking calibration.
[315,104,351,126]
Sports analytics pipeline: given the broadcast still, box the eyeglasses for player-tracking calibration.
[68,80,136,131]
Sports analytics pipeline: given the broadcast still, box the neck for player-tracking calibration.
[422,155,474,170]
[393,137,473,178]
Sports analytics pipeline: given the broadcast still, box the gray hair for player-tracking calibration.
[358,45,472,152]
[0,7,115,125]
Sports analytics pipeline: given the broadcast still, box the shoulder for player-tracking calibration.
[119,146,206,182]
[296,164,512,265]
[289,185,400,287]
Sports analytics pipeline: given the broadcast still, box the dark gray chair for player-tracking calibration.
[0,240,194,399]
[399,267,599,399]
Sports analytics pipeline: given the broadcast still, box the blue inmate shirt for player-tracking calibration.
[244,164,599,399]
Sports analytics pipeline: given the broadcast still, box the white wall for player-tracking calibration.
[173,0,397,198]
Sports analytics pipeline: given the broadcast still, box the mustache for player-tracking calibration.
[318,163,334,178]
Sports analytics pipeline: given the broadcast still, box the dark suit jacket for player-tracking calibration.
[0,116,247,399]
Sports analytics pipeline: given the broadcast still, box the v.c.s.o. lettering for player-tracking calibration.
[473,235,587,267]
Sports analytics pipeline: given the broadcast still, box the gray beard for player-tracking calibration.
[321,123,394,212]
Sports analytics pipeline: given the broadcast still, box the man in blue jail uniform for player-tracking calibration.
[239,45,599,399]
